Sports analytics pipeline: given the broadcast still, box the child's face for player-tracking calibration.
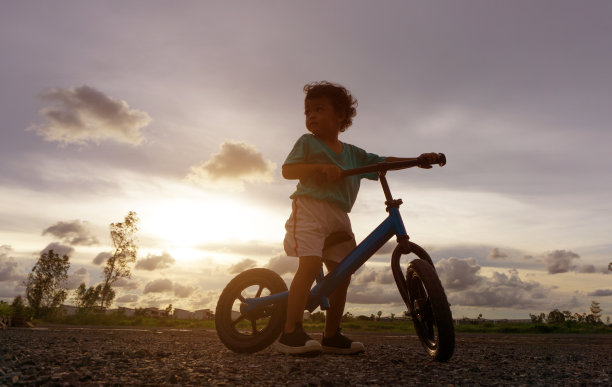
[304,97,345,138]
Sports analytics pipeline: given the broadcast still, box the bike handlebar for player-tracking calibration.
[340,153,446,178]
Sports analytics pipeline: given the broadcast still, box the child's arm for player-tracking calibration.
[282,163,342,182]
[386,153,440,169]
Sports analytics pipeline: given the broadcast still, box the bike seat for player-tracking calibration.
[323,231,354,249]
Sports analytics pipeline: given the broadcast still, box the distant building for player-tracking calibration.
[59,304,78,316]
[194,309,214,320]
[173,308,195,319]
[143,307,163,318]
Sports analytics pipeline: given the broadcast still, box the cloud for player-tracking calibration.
[545,250,580,274]
[142,278,195,298]
[186,141,276,189]
[173,283,195,298]
[135,251,176,271]
[266,255,297,275]
[228,258,257,274]
[116,294,139,303]
[354,267,395,285]
[577,264,596,274]
[42,220,99,246]
[113,277,139,290]
[199,241,280,257]
[93,252,111,265]
[487,248,508,260]
[143,278,173,294]
[436,257,483,291]
[587,289,612,297]
[29,85,151,146]
[0,245,23,282]
[65,267,89,290]
[40,242,74,258]
[437,257,549,308]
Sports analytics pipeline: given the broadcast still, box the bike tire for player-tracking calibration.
[406,259,455,362]
[215,268,287,353]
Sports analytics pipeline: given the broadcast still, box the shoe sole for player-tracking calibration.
[274,340,322,355]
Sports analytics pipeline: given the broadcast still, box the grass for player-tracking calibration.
[32,313,612,335]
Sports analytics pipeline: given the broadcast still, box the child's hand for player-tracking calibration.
[319,164,342,182]
[416,153,440,169]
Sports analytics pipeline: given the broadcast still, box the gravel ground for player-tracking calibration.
[1,326,611,386]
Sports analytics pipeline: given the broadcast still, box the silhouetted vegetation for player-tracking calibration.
[24,249,70,318]
[99,211,139,309]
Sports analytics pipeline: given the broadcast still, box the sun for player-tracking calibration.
[138,193,283,262]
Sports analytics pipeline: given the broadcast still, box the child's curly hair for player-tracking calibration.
[303,81,358,132]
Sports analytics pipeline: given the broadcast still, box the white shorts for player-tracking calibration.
[283,196,356,263]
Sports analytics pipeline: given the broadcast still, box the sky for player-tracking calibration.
[1,1,611,321]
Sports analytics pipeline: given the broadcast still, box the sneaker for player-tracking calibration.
[321,328,365,354]
[275,324,322,355]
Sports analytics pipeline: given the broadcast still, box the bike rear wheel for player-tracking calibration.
[215,268,287,353]
[406,259,455,362]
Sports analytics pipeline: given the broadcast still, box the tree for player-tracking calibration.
[376,310,382,320]
[74,283,103,312]
[24,249,70,318]
[547,309,565,325]
[589,300,602,324]
[164,304,173,317]
[99,211,139,309]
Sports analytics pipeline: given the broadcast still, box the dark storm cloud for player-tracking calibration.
[40,243,74,258]
[227,258,257,274]
[29,85,151,146]
[135,252,176,271]
[437,257,549,308]
[42,220,99,246]
[187,141,276,186]
[545,250,580,274]
[93,252,111,265]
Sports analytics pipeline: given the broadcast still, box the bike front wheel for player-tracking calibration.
[215,268,287,353]
[406,259,455,362]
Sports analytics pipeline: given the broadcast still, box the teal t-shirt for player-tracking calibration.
[284,134,386,213]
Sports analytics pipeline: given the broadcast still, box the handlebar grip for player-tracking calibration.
[437,153,446,167]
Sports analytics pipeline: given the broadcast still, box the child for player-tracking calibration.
[277,81,439,355]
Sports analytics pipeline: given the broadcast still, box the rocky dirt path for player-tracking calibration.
[1,326,611,385]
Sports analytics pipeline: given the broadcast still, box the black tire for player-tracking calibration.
[215,268,287,353]
[406,259,455,362]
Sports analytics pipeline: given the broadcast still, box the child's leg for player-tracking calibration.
[322,260,351,338]
[284,256,322,333]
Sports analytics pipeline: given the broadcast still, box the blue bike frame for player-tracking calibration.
[240,172,411,316]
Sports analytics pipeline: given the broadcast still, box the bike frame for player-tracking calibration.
[240,166,415,316]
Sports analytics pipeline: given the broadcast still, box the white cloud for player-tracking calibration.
[487,248,508,260]
[266,255,297,276]
[227,258,257,274]
[29,85,151,146]
[116,294,139,303]
[143,278,173,294]
[186,141,276,189]
[173,283,195,298]
[43,219,99,246]
[0,245,23,282]
[135,251,176,271]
